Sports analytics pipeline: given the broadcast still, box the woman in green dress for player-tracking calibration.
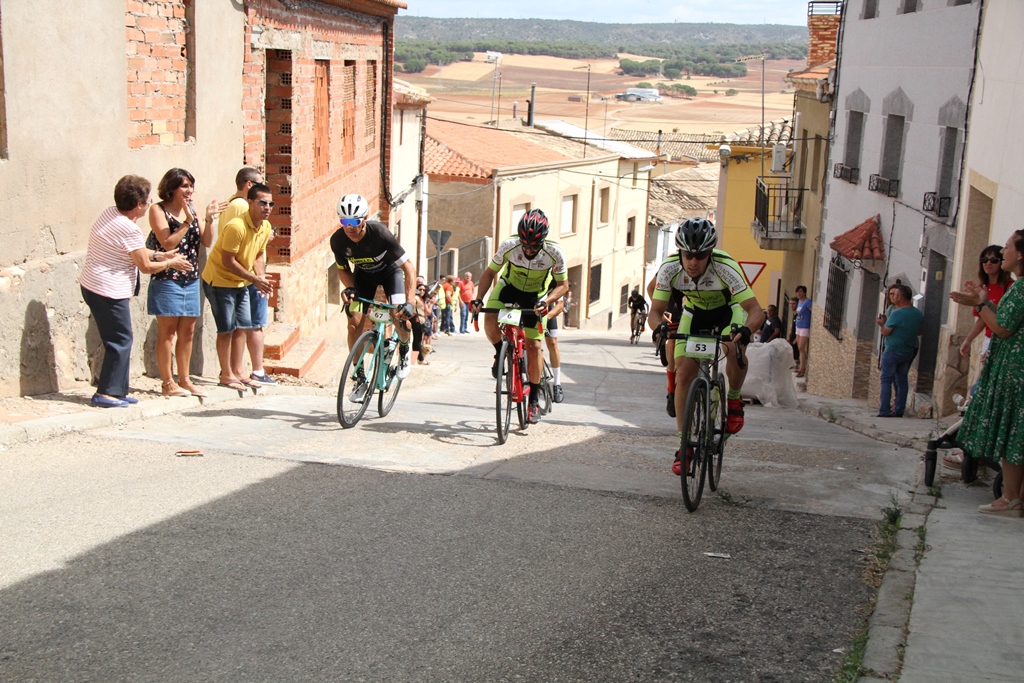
[950,229,1024,516]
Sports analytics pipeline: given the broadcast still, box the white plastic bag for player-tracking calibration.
[740,339,798,408]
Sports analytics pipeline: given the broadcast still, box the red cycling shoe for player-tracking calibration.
[727,399,744,434]
[672,447,694,476]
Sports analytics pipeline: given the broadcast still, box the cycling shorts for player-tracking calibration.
[485,278,546,341]
[348,266,406,313]
[545,314,559,339]
[673,305,735,360]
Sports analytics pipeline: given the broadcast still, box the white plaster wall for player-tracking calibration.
[821,0,981,312]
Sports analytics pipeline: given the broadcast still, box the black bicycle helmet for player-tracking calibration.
[675,217,717,254]
[518,209,549,248]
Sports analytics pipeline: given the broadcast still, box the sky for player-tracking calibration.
[402,0,810,27]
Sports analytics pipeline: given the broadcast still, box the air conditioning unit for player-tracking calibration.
[869,174,900,198]
[924,192,952,218]
[833,163,860,184]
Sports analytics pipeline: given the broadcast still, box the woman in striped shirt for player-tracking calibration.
[79,175,191,408]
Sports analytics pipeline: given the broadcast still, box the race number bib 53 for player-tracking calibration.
[684,336,716,360]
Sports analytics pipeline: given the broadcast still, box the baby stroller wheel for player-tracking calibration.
[923,447,937,487]
[992,470,1003,500]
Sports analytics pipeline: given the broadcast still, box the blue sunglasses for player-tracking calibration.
[340,217,362,228]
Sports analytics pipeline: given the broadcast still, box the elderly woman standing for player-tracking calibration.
[950,229,1024,515]
[147,168,225,397]
[79,175,191,408]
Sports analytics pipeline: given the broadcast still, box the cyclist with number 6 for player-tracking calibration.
[646,217,765,476]
[330,194,417,399]
[473,209,568,424]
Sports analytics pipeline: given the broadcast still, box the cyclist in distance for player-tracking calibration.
[330,194,416,380]
[628,287,648,337]
[474,209,568,424]
[646,217,765,475]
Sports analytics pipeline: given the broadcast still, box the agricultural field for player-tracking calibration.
[399,53,801,136]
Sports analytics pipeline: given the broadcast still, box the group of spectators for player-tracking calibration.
[79,168,277,408]
[408,272,478,366]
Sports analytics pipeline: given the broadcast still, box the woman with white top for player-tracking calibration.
[79,175,191,408]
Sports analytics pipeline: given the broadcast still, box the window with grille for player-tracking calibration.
[937,126,958,199]
[589,263,602,304]
[626,217,636,247]
[844,111,864,171]
[343,60,355,163]
[619,284,629,314]
[881,115,905,182]
[823,254,849,339]
[862,0,879,18]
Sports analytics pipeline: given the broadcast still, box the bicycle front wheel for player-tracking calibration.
[377,336,404,417]
[538,359,554,416]
[337,331,379,429]
[495,341,514,444]
[706,376,726,491]
[680,378,709,511]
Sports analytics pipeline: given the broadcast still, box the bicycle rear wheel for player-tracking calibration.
[631,316,642,344]
[680,378,709,511]
[495,341,514,444]
[539,360,554,415]
[377,335,404,417]
[337,330,379,428]
[706,376,726,491]
[658,337,669,366]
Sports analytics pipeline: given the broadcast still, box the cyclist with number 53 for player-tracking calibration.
[330,194,417,387]
[646,217,765,476]
[473,209,568,425]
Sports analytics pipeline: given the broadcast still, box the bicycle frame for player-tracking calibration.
[359,298,401,391]
[496,307,530,404]
[336,298,404,428]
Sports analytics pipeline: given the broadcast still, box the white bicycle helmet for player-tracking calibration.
[336,194,370,220]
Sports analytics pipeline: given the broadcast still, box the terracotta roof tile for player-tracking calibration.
[830,214,886,261]
[609,129,724,163]
[648,164,720,226]
[424,135,490,180]
[725,119,794,146]
[426,119,572,173]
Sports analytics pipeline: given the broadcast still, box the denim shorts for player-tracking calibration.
[147,277,201,317]
[202,280,252,333]
[247,284,269,328]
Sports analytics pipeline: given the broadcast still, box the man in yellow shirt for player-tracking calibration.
[201,182,273,391]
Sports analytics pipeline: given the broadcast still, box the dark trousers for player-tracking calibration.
[81,287,133,397]
[879,349,913,416]
[411,320,424,361]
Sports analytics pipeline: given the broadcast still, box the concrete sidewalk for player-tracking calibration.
[1,340,1021,683]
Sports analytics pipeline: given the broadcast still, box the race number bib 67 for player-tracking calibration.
[684,336,716,360]
[368,305,391,323]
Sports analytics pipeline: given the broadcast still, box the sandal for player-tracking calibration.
[978,497,1023,516]
[239,377,261,388]
[178,379,208,397]
[941,451,963,471]
[218,378,246,392]
[162,380,191,397]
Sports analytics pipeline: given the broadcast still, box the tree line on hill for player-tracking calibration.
[395,41,805,76]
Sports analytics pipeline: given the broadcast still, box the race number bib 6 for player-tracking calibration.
[683,336,717,360]
[497,308,522,326]
[368,305,391,324]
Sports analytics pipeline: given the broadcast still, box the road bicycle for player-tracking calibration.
[483,305,539,444]
[669,327,745,511]
[630,311,645,344]
[336,298,405,428]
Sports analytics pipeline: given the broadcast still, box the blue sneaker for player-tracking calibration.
[250,371,277,386]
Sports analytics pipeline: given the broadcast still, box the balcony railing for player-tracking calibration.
[923,192,952,218]
[868,174,900,198]
[753,176,806,237]
[833,162,860,185]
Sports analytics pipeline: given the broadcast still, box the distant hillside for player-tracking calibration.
[395,17,807,47]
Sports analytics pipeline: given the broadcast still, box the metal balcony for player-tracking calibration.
[751,176,807,251]
[868,174,900,198]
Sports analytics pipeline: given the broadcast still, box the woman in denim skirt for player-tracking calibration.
[147,168,227,397]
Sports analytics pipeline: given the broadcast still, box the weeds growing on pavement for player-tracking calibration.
[834,496,904,681]
[914,526,928,564]
[928,484,942,498]
[826,408,838,423]
[834,623,870,683]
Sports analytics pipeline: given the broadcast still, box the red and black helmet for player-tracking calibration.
[517,209,549,249]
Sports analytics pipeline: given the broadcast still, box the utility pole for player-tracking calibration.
[573,63,592,157]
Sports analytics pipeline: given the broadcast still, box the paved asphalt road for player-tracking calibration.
[0,331,919,682]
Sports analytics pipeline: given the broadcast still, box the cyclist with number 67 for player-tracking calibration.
[473,209,568,424]
[330,194,417,384]
[646,218,765,476]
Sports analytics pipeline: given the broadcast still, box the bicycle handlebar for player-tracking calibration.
[479,306,544,334]
[669,329,747,370]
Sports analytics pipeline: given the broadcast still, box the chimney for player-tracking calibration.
[807,2,841,67]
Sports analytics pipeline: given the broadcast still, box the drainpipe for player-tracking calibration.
[379,18,394,219]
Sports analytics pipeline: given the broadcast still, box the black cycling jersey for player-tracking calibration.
[330,220,409,275]
[628,294,647,312]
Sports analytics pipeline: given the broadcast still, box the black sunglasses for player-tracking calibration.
[681,250,711,261]
[981,256,1002,264]
[258,199,275,208]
